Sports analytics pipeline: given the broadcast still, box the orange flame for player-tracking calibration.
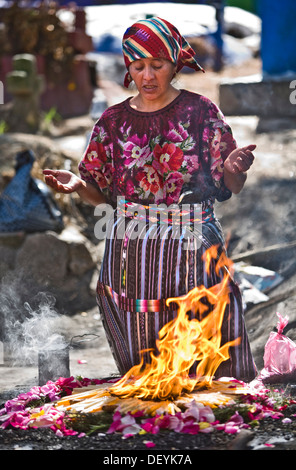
[109,246,240,401]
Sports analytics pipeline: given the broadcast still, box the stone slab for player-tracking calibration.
[219,73,296,117]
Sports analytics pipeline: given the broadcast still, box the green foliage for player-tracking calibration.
[214,402,252,423]
[64,410,114,435]
[0,120,8,134]
[226,0,257,14]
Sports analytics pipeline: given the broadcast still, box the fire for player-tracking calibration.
[109,246,241,401]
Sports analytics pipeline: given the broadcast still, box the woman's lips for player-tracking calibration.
[143,85,157,91]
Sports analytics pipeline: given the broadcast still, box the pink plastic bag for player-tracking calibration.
[260,312,296,383]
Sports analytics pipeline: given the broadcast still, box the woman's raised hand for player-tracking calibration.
[43,169,85,194]
[224,144,256,174]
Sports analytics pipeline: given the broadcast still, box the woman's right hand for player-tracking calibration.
[43,169,85,194]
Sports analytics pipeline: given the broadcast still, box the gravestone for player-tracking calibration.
[6,54,44,132]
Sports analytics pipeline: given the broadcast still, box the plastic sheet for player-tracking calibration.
[0,150,64,233]
[234,262,283,307]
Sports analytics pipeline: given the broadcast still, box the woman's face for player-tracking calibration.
[129,58,177,104]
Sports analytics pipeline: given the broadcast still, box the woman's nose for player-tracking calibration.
[143,66,155,80]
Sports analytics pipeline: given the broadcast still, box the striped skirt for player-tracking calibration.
[96,201,257,382]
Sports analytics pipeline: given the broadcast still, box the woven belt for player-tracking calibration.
[97,282,178,313]
[115,198,215,225]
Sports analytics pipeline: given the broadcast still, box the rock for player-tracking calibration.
[225,22,255,39]
[219,73,296,117]
[0,231,25,248]
[227,429,254,450]
[0,232,25,278]
[0,225,102,315]
[0,246,18,277]
[15,231,68,285]
[59,224,97,276]
[68,244,95,276]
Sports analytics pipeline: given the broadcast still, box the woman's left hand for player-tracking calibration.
[224,144,256,174]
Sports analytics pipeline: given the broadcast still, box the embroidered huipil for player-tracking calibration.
[78,90,235,206]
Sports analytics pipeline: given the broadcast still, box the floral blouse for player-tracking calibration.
[78,90,237,206]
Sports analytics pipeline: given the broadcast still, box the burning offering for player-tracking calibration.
[55,246,244,413]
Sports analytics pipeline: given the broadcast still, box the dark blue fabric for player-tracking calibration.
[0,150,64,233]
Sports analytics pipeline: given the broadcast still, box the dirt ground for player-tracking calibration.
[1,57,296,452]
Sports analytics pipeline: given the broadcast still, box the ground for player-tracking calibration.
[1,57,296,452]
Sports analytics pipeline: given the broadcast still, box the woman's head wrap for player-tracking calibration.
[122,17,205,87]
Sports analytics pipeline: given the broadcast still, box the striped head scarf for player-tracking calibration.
[122,17,205,88]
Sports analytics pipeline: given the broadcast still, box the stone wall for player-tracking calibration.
[0,225,104,316]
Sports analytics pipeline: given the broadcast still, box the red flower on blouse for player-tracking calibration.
[152,143,184,174]
[85,140,107,166]
[136,165,163,197]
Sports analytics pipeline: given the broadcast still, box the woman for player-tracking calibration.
[44,17,257,381]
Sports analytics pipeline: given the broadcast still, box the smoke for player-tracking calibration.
[0,272,68,366]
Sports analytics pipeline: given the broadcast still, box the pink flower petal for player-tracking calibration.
[282,417,292,424]
[144,441,156,448]
[224,425,239,434]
